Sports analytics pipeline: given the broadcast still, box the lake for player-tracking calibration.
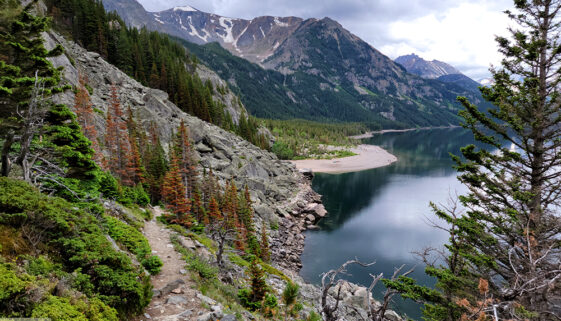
[299,128,478,320]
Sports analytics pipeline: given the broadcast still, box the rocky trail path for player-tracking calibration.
[135,207,217,321]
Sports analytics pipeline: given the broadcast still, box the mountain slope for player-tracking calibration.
[102,0,484,127]
[395,53,460,79]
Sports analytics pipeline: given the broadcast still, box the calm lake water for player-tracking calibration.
[300,128,478,320]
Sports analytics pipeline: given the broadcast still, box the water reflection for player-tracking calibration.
[300,128,477,320]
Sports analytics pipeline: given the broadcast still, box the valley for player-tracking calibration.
[1,0,560,320]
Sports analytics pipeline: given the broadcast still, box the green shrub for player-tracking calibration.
[271,141,295,160]
[0,178,150,316]
[71,269,94,297]
[262,293,278,317]
[103,216,160,274]
[141,255,163,275]
[31,296,88,321]
[238,288,260,311]
[0,263,29,301]
[98,172,119,200]
[306,311,322,321]
[84,297,119,321]
[25,256,63,277]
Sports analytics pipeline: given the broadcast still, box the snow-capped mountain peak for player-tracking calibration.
[173,5,198,12]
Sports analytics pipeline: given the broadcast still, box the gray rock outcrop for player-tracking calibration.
[44,30,317,271]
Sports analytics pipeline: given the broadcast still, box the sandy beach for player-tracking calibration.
[290,144,397,174]
[350,125,459,139]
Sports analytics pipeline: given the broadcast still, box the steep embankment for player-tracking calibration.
[45,31,325,272]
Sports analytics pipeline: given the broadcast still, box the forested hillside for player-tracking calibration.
[45,0,269,149]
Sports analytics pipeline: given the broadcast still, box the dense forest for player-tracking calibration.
[45,0,269,150]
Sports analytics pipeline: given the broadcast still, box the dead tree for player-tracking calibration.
[368,265,414,321]
[320,259,375,321]
[207,219,237,268]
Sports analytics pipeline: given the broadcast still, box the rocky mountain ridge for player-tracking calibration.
[101,0,485,127]
[394,53,460,79]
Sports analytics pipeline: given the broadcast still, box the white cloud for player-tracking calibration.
[377,2,510,79]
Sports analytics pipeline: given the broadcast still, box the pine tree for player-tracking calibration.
[389,1,561,320]
[104,85,134,185]
[173,120,198,199]
[260,224,270,262]
[73,74,102,166]
[0,2,65,177]
[208,196,222,222]
[248,259,267,304]
[144,123,167,203]
[161,153,191,222]
[125,106,145,185]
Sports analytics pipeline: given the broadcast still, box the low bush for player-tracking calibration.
[103,216,162,274]
[0,178,151,317]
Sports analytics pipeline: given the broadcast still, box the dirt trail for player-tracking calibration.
[136,207,206,321]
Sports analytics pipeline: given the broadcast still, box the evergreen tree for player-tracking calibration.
[0,2,65,177]
[161,153,191,224]
[74,75,102,166]
[260,224,270,262]
[144,123,167,203]
[104,85,134,185]
[389,1,561,320]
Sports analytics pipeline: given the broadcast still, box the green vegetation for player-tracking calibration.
[0,178,151,318]
[264,119,366,159]
[104,216,162,275]
[179,38,473,129]
[45,0,268,149]
[387,1,561,320]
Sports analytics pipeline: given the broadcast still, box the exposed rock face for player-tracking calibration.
[44,30,316,271]
[395,53,460,79]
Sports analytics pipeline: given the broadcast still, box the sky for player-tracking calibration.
[136,0,513,80]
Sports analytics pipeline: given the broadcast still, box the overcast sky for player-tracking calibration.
[137,0,513,80]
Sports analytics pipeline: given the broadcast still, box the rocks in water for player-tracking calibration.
[304,202,327,218]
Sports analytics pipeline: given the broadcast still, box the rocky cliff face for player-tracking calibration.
[44,30,322,271]
[395,53,460,79]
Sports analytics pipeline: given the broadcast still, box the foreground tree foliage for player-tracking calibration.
[388,1,561,320]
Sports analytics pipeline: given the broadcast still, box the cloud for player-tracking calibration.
[136,0,512,80]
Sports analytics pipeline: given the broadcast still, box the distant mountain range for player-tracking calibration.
[395,53,460,79]
[395,53,483,93]
[102,0,488,127]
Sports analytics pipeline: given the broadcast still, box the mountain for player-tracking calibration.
[395,53,460,79]
[102,0,485,127]
[436,74,481,93]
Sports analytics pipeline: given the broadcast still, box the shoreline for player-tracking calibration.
[350,125,460,139]
[290,144,397,174]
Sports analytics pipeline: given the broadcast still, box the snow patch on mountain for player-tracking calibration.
[186,16,209,41]
[155,17,164,24]
[219,17,235,43]
[173,5,198,12]
[274,17,289,27]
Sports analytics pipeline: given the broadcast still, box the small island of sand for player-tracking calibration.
[290,144,397,174]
